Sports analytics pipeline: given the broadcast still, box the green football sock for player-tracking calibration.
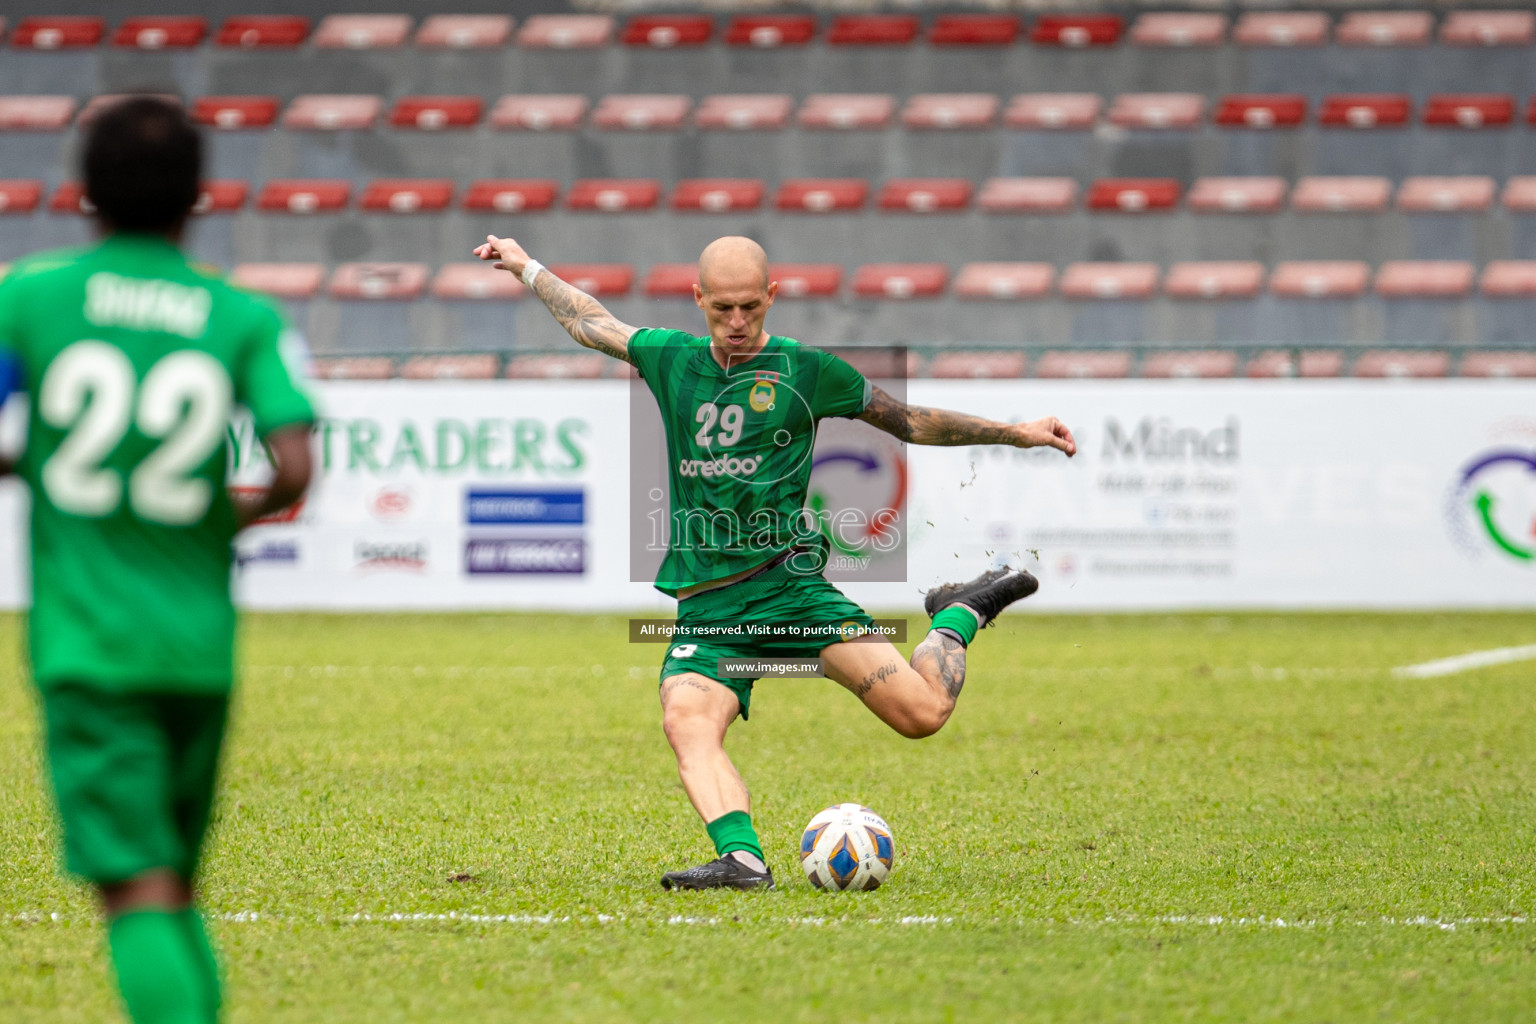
[706,810,765,862]
[107,911,211,1024]
[930,605,980,647]
[178,908,222,1021]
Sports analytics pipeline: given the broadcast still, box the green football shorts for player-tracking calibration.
[659,559,878,719]
[39,684,230,884]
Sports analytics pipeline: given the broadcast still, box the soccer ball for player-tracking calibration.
[799,803,895,891]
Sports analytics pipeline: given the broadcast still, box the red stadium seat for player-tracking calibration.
[1270,261,1370,298]
[1087,179,1181,213]
[1215,95,1307,129]
[415,15,513,49]
[566,180,660,213]
[1481,260,1536,295]
[1375,261,1475,298]
[1424,94,1514,128]
[113,17,206,49]
[1318,95,1411,129]
[1440,11,1534,47]
[216,16,309,48]
[400,355,500,380]
[621,16,712,48]
[1503,177,1536,212]
[313,15,412,49]
[310,357,394,380]
[229,263,326,299]
[977,177,1078,214]
[902,94,999,130]
[547,263,633,297]
[929,16,1020,47]
[193,97,279,130]
[49,183,89,214]
[1352,351,1450,379]
[516,16,613,49]
[775,179,868,213]
[1142,351,1239,378]
[1004,94,1101,130]
[329,262,430,300]
[462,179,559,213]
[770,264,842,298]
[256,180,351,214]
[798,95,895,130]
[953,263,1055,299]
[852,264,948,299]
[1397,176,1495,213]
[695,95,792,131]
[0,180,41,214]
[12,17,103,49]
[1291,177,1392,213]
[1035,351,1132,379]
[361,179,454,214]
[432,263,525,300]
[1164,262,1265,299]
[282,95,382,131]
[1060,263,1159,299]
[877,179,972,213]
[490,95,588,131]
[1108,93,1205,130]
[672,179,764,213]
[1187,177,1288,213]
[929,351,1028,379]
[1030,15,1122,47]
[1130,13,1226,47]
[505,354,609,379]
[827,15,918,47]
[592,95,691,131]
[0,96,76,131]
[1232,12,1329,47]
[1245,350,1344,378]
[78,94,179,129]
[193,181,248,214]
[643,263,698,297]
[724,16,816,48]
[389,96,482,131]
[1335,12,1431,47]
[1459,351,1536,378]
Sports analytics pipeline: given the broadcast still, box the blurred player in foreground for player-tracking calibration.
[0,98,315,1022]
[474,233,1075,890]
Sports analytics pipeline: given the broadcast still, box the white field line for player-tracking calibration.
[1392,644,1536,679]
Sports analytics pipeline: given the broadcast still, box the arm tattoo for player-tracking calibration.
[856,386,1017,447]
[532,270,637,364]
[912,633,967,701]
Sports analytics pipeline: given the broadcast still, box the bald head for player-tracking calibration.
[698,236,769,294]
[694,236,777,352]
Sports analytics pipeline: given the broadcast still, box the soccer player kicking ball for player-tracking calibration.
[474,234,1075,890]
[0,98,315,1022]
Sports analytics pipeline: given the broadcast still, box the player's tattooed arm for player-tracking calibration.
[912,633,967,701]
[856,385,1077,455]
[472,234,637,363]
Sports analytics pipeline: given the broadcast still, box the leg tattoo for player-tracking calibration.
[912,633,967,701]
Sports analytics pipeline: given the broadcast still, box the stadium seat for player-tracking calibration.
[1352,351,1451,378]
[1244,350,1344,378]
[490,95,588,131]
[1030,15,1122,47]
[977,177,1078,214]
[1335,12,1432,47]
[113,17,206,49]
[515,15,613,49]
[836,349,918,380]
[0,180,42,214]
[0,96,76,130]
[929,351,1027,379]
[505,353,609,379]
[1108,94,1205,130]
[643,263,698,297]
[953,263,1055,299]
[798,95,896,130]
[1141,351,1239,378]
[389,97,483,130]
[1004,94,1102,130]
[193,181,248,214]
[902,94,999,130]
[1215,95,1307,129]
[1375,261,1475,298]
[462,179,559,213]
[1187,177,1288,213]
[1130,13,1226,47]
[432,263,525,300]
[1396,176,1495,213]
[1034,351,1132,378]
[1318,95,1411,129]
[852,264,948,299]
[827,15,919,47]
[1458,351,1536,377]
[566,180,661,213]
[547,264,633,297]
[329,263,430,300]
[12,17,103,49]
[694,95,792,131]
[310,357,395,380]
[592,95,691,131]
[1503,178,1536,211]
[1440,11,1534,47]
[361,179,454,214]
[282,96,382,131]
[877,179,972,213]
[775,179,868,213]
[1164,262,1265,298]
[193,97,280,130]
[229,263,326,299]
[1059,263,1159,299]
[1291,177,1392,213]
[1270,261,1370,298]
[78,94,179,128]
[929,15,1020,47]
[256,180,351,214]
[400,355,500,380]
[313,15,412,49]
[1423,94,1514,128]
[724,15,816,48]
[1232,12,1329,47]
[672,179,764,213]
[415,15,513,49]
[621,15,712,48]
[770,264,842,298]
[1087,179,1181,213]
[216,16,309,48]
[1481,259,1536,295]
[48,183,89,214]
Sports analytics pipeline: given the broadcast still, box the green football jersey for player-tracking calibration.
[628,329,870,595]
[0,235,316,692]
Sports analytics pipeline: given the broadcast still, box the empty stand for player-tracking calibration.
[0,180,42,214]
[852,264,948,299]
[230,263,326,299]
[113,17,206,50]
[1397,177,1496,212]
[592,95,691,131]
[1031,15,1122,48]
[1035,351,1132,379]
[770,264,841,298]
[1165,262,1265,299]
[1423,94,1513,128]
[1292,177,1392,213]
[516,16,612,49]
[1060,264,1158,299]
[505,353,609,379]
[462,180,559,213]
[827,16,919,47]
[1088,179,1181,213]
[643,263,698,297]
[415,15,513,49]
[1245,351,1345,378]
[1335,12,1431,47]
[1109,94,1204,130]
[1142,351,1239,378]
[193,97,279,130]
[696,95,792,131]
[622,15,713,48]
[928,351,1027,379]
[1459,352,1536,377]
[566,180,660,213]
[672,179,763,213]
[1004,94,1101,130]
[312,15,412,50]
[49,183,88,214]
[929,15,1019,47]
[1501,178,1536,212]
[1187,177,1287,213]
[1232,13,1329,47]
[877,179,972,213]
[1215,95,1307,129]
[490,96,588,131]
[283,96,381,132]
[1375,261,1475,298]
[725,15,815,48]
[194,181,248,214]
[1481,260,1536,295]
[257,181,351,214]
[216,16,308,48]
[902,94,998,130]
[953,263,1054,299]
[400,355,500,380]
[799,95,895,131]
[311,357,394,380]
[330,263,430,300]
[1131,13,1226,47]
[0,96,75,130]
[776,179,867,213]
[1440,11,1534,47]
[978,178,1077,214]
[12,17,103,49]
[432,263,525,300]
[1319,95,1411,129]
[547,264,633,297]
[390,97,482,131]
[1271,262,1370,298]
[361,180,454,214]
[1352,351,1451,378]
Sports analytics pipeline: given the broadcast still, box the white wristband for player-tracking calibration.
[521,259,545,290]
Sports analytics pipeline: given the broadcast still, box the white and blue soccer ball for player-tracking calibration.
[799,803,895,891]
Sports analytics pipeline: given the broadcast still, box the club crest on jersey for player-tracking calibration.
[749,380,776,412]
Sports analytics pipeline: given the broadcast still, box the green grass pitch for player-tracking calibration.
[3,610,1536,1022]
